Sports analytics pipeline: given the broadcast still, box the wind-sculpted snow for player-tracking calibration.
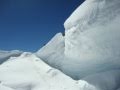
[63,0,120,79]
[0,53,80,90]
[83,70,120,90]
[37,0,120,80]
[36,33,65,69]
[64,0,120,61]
[1,53,120,90]
[0,50,22,64]
[1,0,120,90]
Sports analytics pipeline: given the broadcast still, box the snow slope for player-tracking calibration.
[64,0,120,59]
[37,0,120,79]
[0,53,80,90]
[0,0,120,90]
[1,53,120,90]
[0,50,22,64]
[36,33,65,69]
[82,70,120,90]
[63,0,120,79]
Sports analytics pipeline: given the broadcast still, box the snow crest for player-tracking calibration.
[1,0,120,90]
[37,0,120,80]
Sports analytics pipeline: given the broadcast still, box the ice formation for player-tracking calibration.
[1,0,120,90]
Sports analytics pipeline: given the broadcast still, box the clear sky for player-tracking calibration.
[0,0,84,52]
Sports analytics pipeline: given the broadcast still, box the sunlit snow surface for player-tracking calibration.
[0,53,81,90]
[1,0,120,90]
[0,50,22,64]
[37,0,120,79]
[1,53,120,90]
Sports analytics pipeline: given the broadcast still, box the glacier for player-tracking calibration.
[37,0,120,79]
[0,0,120,90]
[36,33,65,69]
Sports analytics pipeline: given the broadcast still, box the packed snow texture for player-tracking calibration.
[0,50,22,64]
[64,0,120,59]
[0,53,80,90]
[1,53,120,90]
[0,0,120,90]
[37,0,120,79]
[36,33,65,69]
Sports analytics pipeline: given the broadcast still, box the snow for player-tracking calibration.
[36,0,120,80]
[1,53,120,90]
[64,0,120,79]
[82,70,120,90]
[36,33,65,69]
[64,0,120,59]
[0,53,80,90]
[0,0,120,90]
[0,50,22,64]
[0,84,14,90]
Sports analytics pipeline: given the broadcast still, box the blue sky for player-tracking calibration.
[0,0,84,52]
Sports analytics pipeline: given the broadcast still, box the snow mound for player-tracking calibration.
[1,53,120,90]
[64,0,120,59]
[37,0,120,79]
[82,70,120,90]
[0,50,22,64]
[0,84,14,90]
[1,0,120,90]
[0,53,81,90]
[63,0,120,79]
[36,33,65,69]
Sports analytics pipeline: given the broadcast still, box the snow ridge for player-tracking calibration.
[0,50,22,64]
[1,0,120,90]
